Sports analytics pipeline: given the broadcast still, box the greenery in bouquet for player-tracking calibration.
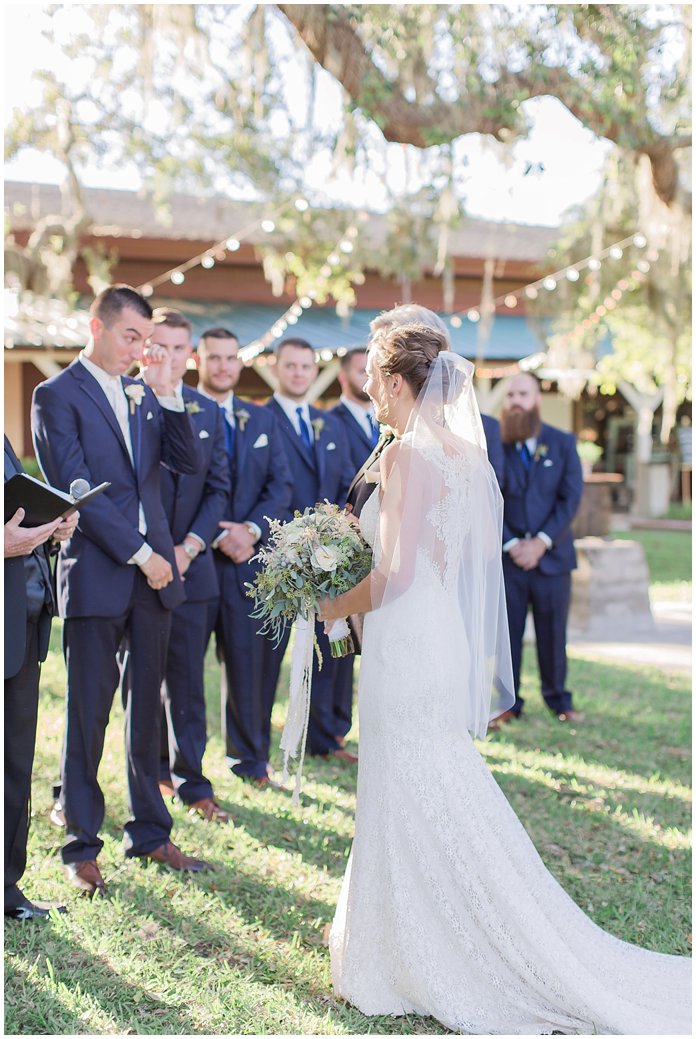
[245,501,373,649]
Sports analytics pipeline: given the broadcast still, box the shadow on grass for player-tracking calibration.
[4,914,204,1035]
[228,800,351,877]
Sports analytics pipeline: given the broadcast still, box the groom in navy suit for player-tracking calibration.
[145,309,231,822]
[266,338,355,761]
[32,285,208,897]
[330,346,379,741]
[498,373,584,724]
[196,328,293,786]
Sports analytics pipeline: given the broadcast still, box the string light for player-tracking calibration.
[447,231,648,325]
[239,225,361,363]
[134,195,311,294]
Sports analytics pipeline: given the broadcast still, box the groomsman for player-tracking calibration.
[32,285,208,898]
[498,372,584,723]
[331,347,380,472]
[330,346,379,742]
[196,327,293,787]
[265,338,355,761]
[147,309,231,821]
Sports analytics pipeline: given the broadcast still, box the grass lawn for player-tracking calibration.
[5,539,692,1033]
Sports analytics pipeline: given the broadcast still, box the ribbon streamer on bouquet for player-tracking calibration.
[280,611,316,805]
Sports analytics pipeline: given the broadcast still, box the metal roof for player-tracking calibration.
[155,298,546,360]
[5,181,558,262]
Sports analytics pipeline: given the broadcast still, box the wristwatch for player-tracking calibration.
[182,541,199,561]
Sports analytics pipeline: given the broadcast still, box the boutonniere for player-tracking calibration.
[124,384,146,415]
[234,408,251,432]
[311,417,325,440]
[185,400,202,415]
[534,443,549,462]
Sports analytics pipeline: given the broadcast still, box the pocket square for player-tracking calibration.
[199,429,210,439]
[253,433,269,448]
[146,411,154,420]
[543,458,554,467]
[326,442,336,451]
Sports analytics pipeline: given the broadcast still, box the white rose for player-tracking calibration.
[311,544,340,572]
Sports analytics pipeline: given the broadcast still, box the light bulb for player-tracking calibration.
[566,269,580,282]
[171,271,185,285]
[261,220,275,233]
[467,310,480,323]
[450,315,462,328]
[226,238,240,251]
[201,256,215,269]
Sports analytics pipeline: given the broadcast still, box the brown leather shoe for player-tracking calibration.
[158,778,175,800]
[488,709,519,731]
[557,709,585,723]
[141,841,211,872]
[65,860,106,898]
[328,748,358,764]
[245,774,284,790]
[188,798,230,823]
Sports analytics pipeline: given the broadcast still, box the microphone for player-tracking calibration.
[69,478,91,501]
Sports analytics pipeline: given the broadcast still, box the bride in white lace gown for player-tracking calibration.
[317,326,691,1036]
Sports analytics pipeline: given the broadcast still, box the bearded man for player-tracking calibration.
[497,373,584,725]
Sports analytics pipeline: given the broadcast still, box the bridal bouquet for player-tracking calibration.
[246,501,372,803]
[246,501,372,658]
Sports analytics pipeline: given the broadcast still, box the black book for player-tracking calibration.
[4,474,110,527]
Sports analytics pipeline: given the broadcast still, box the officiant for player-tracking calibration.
[4,435,78,919]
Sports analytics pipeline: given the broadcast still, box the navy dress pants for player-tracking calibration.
[61,572,172,863]
[262,621,345,757]
[4,622,40,910]
[503,558,574,716]
[215,560,271,779]
[161,597,218,804]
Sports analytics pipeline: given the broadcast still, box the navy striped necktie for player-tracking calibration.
[221,406,235,455]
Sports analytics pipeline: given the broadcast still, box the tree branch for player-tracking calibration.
[277,3,688,206]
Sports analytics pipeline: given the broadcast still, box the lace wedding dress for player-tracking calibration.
[329,470,691,1036]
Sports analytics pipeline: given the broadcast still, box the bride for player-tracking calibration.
[317,324,691,1035]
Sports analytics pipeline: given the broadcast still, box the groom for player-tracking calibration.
[32,284,208,897]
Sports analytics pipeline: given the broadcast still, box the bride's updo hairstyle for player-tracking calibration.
[371,324,449,398]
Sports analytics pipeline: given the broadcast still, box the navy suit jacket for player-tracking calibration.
[31,359,200,617]
[501,422,583,575]
[159,385,230,603]
[265,398,354,514]
[214,400,293,600]
[222,400,293,541]
[481,414,505,489]
[330,401,376,476]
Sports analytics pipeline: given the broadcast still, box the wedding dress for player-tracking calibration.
[329,365,691,1035]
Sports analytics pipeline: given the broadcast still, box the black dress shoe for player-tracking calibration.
[5,900,67,920]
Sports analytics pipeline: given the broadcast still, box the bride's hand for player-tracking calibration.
[317,595,341,623]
